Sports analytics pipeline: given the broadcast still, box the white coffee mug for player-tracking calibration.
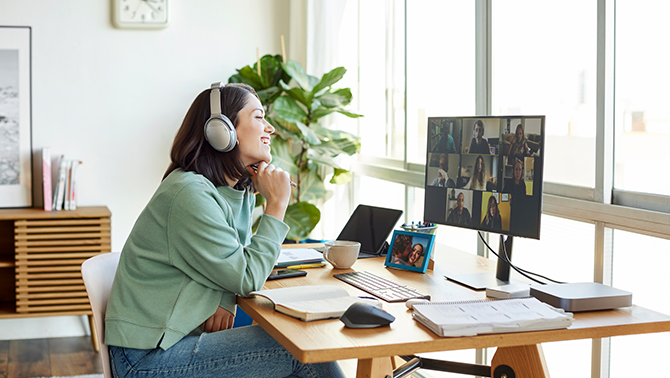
[323,240,360,269]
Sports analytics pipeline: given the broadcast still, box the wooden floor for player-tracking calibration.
[0,336,102,378]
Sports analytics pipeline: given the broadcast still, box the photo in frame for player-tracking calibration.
[384,230,435,273]
[0,26,32,208]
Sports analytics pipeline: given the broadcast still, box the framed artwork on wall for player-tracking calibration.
[0,26,32,208]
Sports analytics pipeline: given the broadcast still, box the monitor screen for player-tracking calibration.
[423,116,545,240]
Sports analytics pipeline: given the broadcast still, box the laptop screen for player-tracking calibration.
[336,205,403,257]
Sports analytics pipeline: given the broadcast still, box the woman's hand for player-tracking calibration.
[247,161,291,220]
[202,306,235,333]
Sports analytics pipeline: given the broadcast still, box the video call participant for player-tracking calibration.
[480,196,503,231]
[432,122,456,153]
[104,83,345,378]
[431,153,455,187]
[508,123,530,160]
[503,158,534,235]
[468,120,491,154]
[467,155,487,190]
[503,158,527,198]
[447,192,472,226]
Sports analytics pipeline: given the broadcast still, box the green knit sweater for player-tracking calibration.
[105,169,289,350]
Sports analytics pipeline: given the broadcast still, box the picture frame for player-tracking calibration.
[0,26,32,208]
[384,230,435,273]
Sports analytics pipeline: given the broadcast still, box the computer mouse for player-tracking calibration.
[340,302,395,328]
[405,298,430,309]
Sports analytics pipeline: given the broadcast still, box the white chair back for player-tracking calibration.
[82,252,121,378]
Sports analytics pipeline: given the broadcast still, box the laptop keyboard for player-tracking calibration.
[333,270,431,303]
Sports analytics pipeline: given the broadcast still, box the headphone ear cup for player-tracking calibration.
[204,115,237,152]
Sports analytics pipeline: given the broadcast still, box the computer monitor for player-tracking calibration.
[424,116,545,290]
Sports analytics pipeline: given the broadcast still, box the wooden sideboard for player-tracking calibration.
[0,206,111,320]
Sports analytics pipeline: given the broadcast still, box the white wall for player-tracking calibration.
[0,0,293,339]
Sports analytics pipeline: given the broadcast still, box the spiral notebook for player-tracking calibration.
[412,297,573,337]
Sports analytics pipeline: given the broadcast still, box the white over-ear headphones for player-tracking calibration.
[204,82,237,152]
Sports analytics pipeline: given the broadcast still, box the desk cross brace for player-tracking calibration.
[395,355,492,378]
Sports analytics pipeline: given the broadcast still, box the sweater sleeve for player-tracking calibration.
[166,181,289,297]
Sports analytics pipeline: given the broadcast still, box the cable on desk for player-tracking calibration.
[477,232,565,285]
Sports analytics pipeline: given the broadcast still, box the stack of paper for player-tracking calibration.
[412,297,573,337]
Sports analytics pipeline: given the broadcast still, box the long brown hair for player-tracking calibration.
[163,83,259,187]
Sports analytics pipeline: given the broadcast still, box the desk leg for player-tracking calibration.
[356,357,393,378]
[491,344,549,378]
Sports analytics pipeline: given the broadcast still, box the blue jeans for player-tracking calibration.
[109,325,345,378]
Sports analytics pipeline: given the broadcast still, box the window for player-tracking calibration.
[614,0,670,197]
[492,0,597,188]
[317,1,670,377]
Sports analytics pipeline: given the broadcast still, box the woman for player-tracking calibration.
[468,155,487,190]
[407,243,425,266]
[508,123,530,159]
[481,196,503,231]
[468,119,491,154]
[105,83,345,378]
[503,158,527,198]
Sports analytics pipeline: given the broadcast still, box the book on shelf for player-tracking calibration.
[412,296,573,337]
[250,284,379,321]
[41,147,52,211]
[275,248,324,267]
[52,155,67,211]
[51,156,82,211]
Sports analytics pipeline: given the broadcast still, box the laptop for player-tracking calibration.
[331,204,404,259]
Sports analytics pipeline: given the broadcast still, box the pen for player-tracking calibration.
[250,164,298,187]
[285,263,326,269]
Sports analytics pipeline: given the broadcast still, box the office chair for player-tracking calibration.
[82,252,120,378]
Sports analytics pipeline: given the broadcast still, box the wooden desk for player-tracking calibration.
[238,246,670,378]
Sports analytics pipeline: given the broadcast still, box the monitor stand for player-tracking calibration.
[446,235,524,291]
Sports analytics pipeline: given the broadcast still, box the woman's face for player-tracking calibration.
[489,200,497,216]
[409,244,423,264]
[516,126,524,139]
[514,162,523,182]
[235,94,275,167]
[476,157,483,172]
[474,124,484,138]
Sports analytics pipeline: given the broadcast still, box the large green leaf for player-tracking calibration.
[256,54,282,87]
[284,202,320,241]
[310,108,336,123]
[282,60,313,91]
[312,67,347,94]
[269,136,299,176]
[270,117,302,141]
[317,88,353,108]
[298,166,327,203]
[256,87,282,106]
[305,149,340,169]
[280,81,313,108]
[311,138,360,157]
[335,108,364,118]
[235,66,264,89]
[273,96,308,124]
[330,168,352,185]
[294,122,321,146]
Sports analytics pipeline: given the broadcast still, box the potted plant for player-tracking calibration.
[229,54,362,240]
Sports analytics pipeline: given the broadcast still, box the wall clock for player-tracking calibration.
[112,0,169,29]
